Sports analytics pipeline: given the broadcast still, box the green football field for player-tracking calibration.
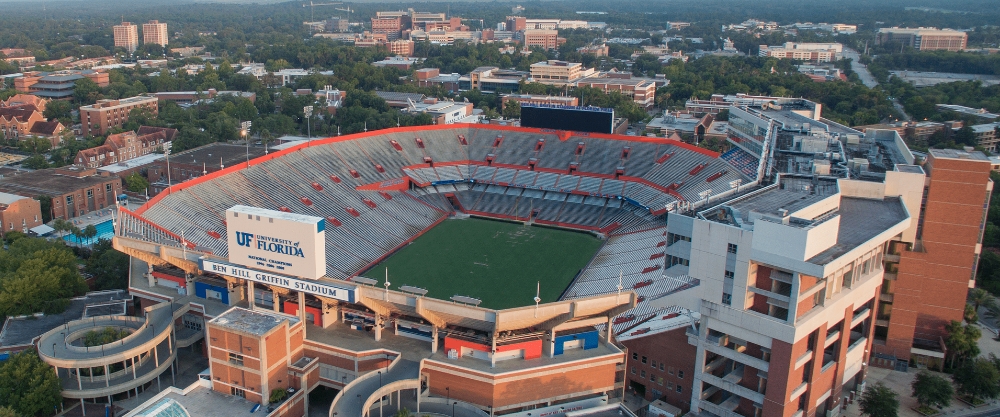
[361,217,604,310]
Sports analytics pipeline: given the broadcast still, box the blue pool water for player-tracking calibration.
[63,219,115,245]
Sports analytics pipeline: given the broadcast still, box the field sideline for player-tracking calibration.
[361,217,604,310]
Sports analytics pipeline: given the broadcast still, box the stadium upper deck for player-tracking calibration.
[118,124,752,283]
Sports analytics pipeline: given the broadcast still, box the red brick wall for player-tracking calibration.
[884,154,990,360]
[621,328,696,412]
[0,196,42,237]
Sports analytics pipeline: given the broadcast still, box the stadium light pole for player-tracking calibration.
[241,120,252,167]
[304,106,314,139]
[533,281,541,317]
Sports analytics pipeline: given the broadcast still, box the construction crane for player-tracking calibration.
[303,1,343,23]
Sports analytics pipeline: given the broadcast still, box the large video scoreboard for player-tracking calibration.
[520,104,615,134]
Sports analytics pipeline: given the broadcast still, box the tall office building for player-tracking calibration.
[875,149,992,368]
[142,20,169,47]
[113,22,139,53]
[876,27,968,51]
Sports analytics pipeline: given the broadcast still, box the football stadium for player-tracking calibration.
[89,123,760,417]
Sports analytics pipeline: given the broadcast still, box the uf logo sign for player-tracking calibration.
[235,232,254,247]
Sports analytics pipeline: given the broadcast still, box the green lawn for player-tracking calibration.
[362,217,603,310]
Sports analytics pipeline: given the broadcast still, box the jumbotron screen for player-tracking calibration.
[520,104,615,134]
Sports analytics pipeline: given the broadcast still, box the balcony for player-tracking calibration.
[878,293,894,303]
[882,272,897,281]
[700,340,771,372]
[883,253,900,263]
[697,371,765,404]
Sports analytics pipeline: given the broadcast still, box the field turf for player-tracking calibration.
[361,217,603,310]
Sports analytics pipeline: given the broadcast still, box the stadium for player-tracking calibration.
[93,123,762,416]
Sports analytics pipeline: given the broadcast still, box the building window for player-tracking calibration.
[658,377,664,386]
[641,356,647,364]
[659,363,664,371]
[632,352,638,360]
[678,370,684,379]
[631,367,636,375]
[727,243,738,254]
[651,360,656,368]
[228,352,244,366]
[231,387,246,398]
[676,385,683,394]
[650,373,656,382]
[724,270,735,280]
[640,370,646,378]
[668,367,675,375]
[722,293,732,305]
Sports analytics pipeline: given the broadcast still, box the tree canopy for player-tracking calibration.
[0,235,88,317]
[859,383,899,417]
[0,351,62,417]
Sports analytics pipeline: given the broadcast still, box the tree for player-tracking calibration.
[944,321,981,368]
[968,288,993,311]
[43,99,73,124]
[124,172,150,193]
[859,383,899,417]
[51,218,72,238]
[952,357,1000,403]
[911,371,953,410]
[0,351,62,417]
[20,155,48,170]
[86,239,130,290]
[0,406,17,417]
[502,100,521,119]
[81,224,98,243]
[35,196,52,223]
[965,303,978,324]
[17,137,51,155]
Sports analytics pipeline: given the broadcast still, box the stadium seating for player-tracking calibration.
[129,126,747,287]
[720,147,760,179]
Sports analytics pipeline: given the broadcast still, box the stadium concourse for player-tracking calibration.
[111,124,759,417]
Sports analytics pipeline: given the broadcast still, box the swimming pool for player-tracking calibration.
[63,219,115,245]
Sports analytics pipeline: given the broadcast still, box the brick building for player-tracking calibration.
[617,314,698,412]
[80,95,159,137]
[499,94,579,109]
[0,191,43,237]
[877,27,967,51]
[142,20,169,47]
[207,307,310,414]
[14,70,110,100]
[114,22,140,53]
[75,128,173,168]
[0,166,122,220]
[873,149,992,368]
[371,13,408,41]
[758,42,843,62]
[524,29,563,50]
[575,74,657,108]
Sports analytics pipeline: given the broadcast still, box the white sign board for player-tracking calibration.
[201,259,354,303]
[226,205,326,279]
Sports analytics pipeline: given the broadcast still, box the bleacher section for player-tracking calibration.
[126,125,749,286]
[720,147,760,179]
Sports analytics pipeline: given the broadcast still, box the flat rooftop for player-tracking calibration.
[807,197,909,265]
[0,168,117,196]
[209,307,299,336]
[928,148,990,161]
[708,177,839,226]
[0,290,129,348]
[126,384,261,417]
[167,143,267,167]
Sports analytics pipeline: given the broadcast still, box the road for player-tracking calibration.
[843,48,878,88]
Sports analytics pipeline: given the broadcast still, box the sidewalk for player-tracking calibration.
[841,367,1000,417]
